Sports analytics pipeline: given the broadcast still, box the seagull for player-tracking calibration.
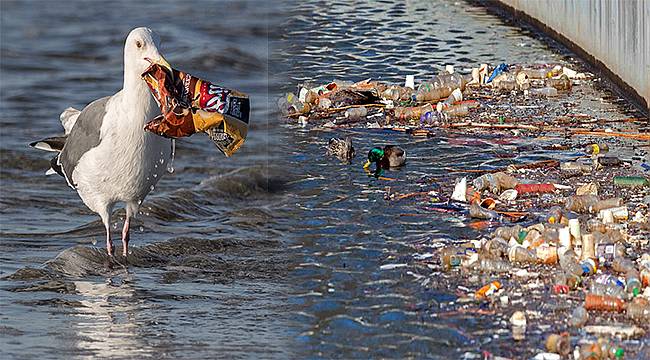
[30,27,172,257]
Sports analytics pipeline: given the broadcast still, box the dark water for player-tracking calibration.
[281,1,646,358]
[1,1,293,358]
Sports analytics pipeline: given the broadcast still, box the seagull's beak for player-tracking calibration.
[363,160,371,169]
[144,56,172,72]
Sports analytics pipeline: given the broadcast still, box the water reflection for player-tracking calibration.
[72,276,151,358]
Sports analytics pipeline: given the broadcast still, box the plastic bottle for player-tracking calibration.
[581,258,598,276]
[560,161,592,174]
[626,297,650,321]
[472,172,519,194]
[492,79,517,91]
[519,68,555,79]
[493,225,524,242]
[475,258,510,273]
[469,202,499,220]
[437,88,463,110]
[440,103,469,117]
[393,106,422,121]
[514,183,555,195]
[613,176,650,187]
[546,74,572,90]
[529,87,558,97]
[508,246,537,263]
[597,156,622,167]
[344,106,367,120]
[545,333,571,356]
[569,306,589,327]
[559,249,584,277]
[581,233,595,260]
[565,196,623,213]
[598,206,628,221]
[585,143,609,155]
[278,92,310,115]
[625,270,641,297]
[589,280,625,299]
[415,73,467,102]
[483,238,509,258]
[579,339,624,360]
[536,245,558,264]
[611,257,635,274]
[440,246,465,270]
[584,293,626,312]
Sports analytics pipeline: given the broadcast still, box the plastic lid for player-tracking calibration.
[633,287,640,296]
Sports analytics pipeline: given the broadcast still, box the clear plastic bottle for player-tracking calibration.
[493,225,524,242]
[546,74,572,90]
[560,161,592,173]
[344,106,367,120]
[508,246,537,263]
[483,238,509,258]
[625,270,641,297]
[440,103,469,117]
[475,258,510,273]
[589,281,625,299]
[627,297,650,321]
[569,306,589,327]
[558,249,584,277]
[529,87,558,97]
[278,92,309,115]
[611,257,635,273]
[469,202,499,220]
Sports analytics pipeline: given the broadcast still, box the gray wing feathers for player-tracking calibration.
[60,107,81,135]
[59,96,110,188]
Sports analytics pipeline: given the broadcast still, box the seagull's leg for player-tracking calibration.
[99,209,114,256]
[121,203,138,258]
[121,214,130,257]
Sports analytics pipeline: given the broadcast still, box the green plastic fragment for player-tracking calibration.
[615,348,624,359]
[517,230,527,244]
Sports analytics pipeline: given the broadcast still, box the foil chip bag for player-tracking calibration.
[141,62,250,157]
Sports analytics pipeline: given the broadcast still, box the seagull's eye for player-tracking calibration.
[136,41,143,49]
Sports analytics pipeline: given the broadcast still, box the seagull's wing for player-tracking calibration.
[58,96,111,188]
[60,107,81,135]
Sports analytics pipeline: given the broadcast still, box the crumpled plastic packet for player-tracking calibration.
[141,62,250,157]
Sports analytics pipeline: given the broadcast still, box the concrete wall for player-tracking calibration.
[498,0,649,110]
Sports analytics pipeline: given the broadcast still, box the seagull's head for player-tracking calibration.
[124,27,170,78]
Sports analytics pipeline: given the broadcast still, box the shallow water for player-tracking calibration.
[1,1,293,358]
[281,0,647,358]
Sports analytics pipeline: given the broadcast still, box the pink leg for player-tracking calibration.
[121,217,130,257]
[106,224,114,256]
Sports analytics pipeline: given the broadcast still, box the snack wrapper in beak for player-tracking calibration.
[141,63,250,157]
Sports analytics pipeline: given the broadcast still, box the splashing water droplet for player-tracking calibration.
[159,158,164,164]
[91,238,97,246]
[150,185,155,191]
[139,226,144,232]
[137,199,142,205]
[167,139,176,174]
[153,173,157,178]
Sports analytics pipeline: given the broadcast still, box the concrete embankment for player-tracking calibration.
[491,0,649,113]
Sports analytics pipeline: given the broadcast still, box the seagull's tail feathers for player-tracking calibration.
[60,107,81,134]
[29,136,67,152]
